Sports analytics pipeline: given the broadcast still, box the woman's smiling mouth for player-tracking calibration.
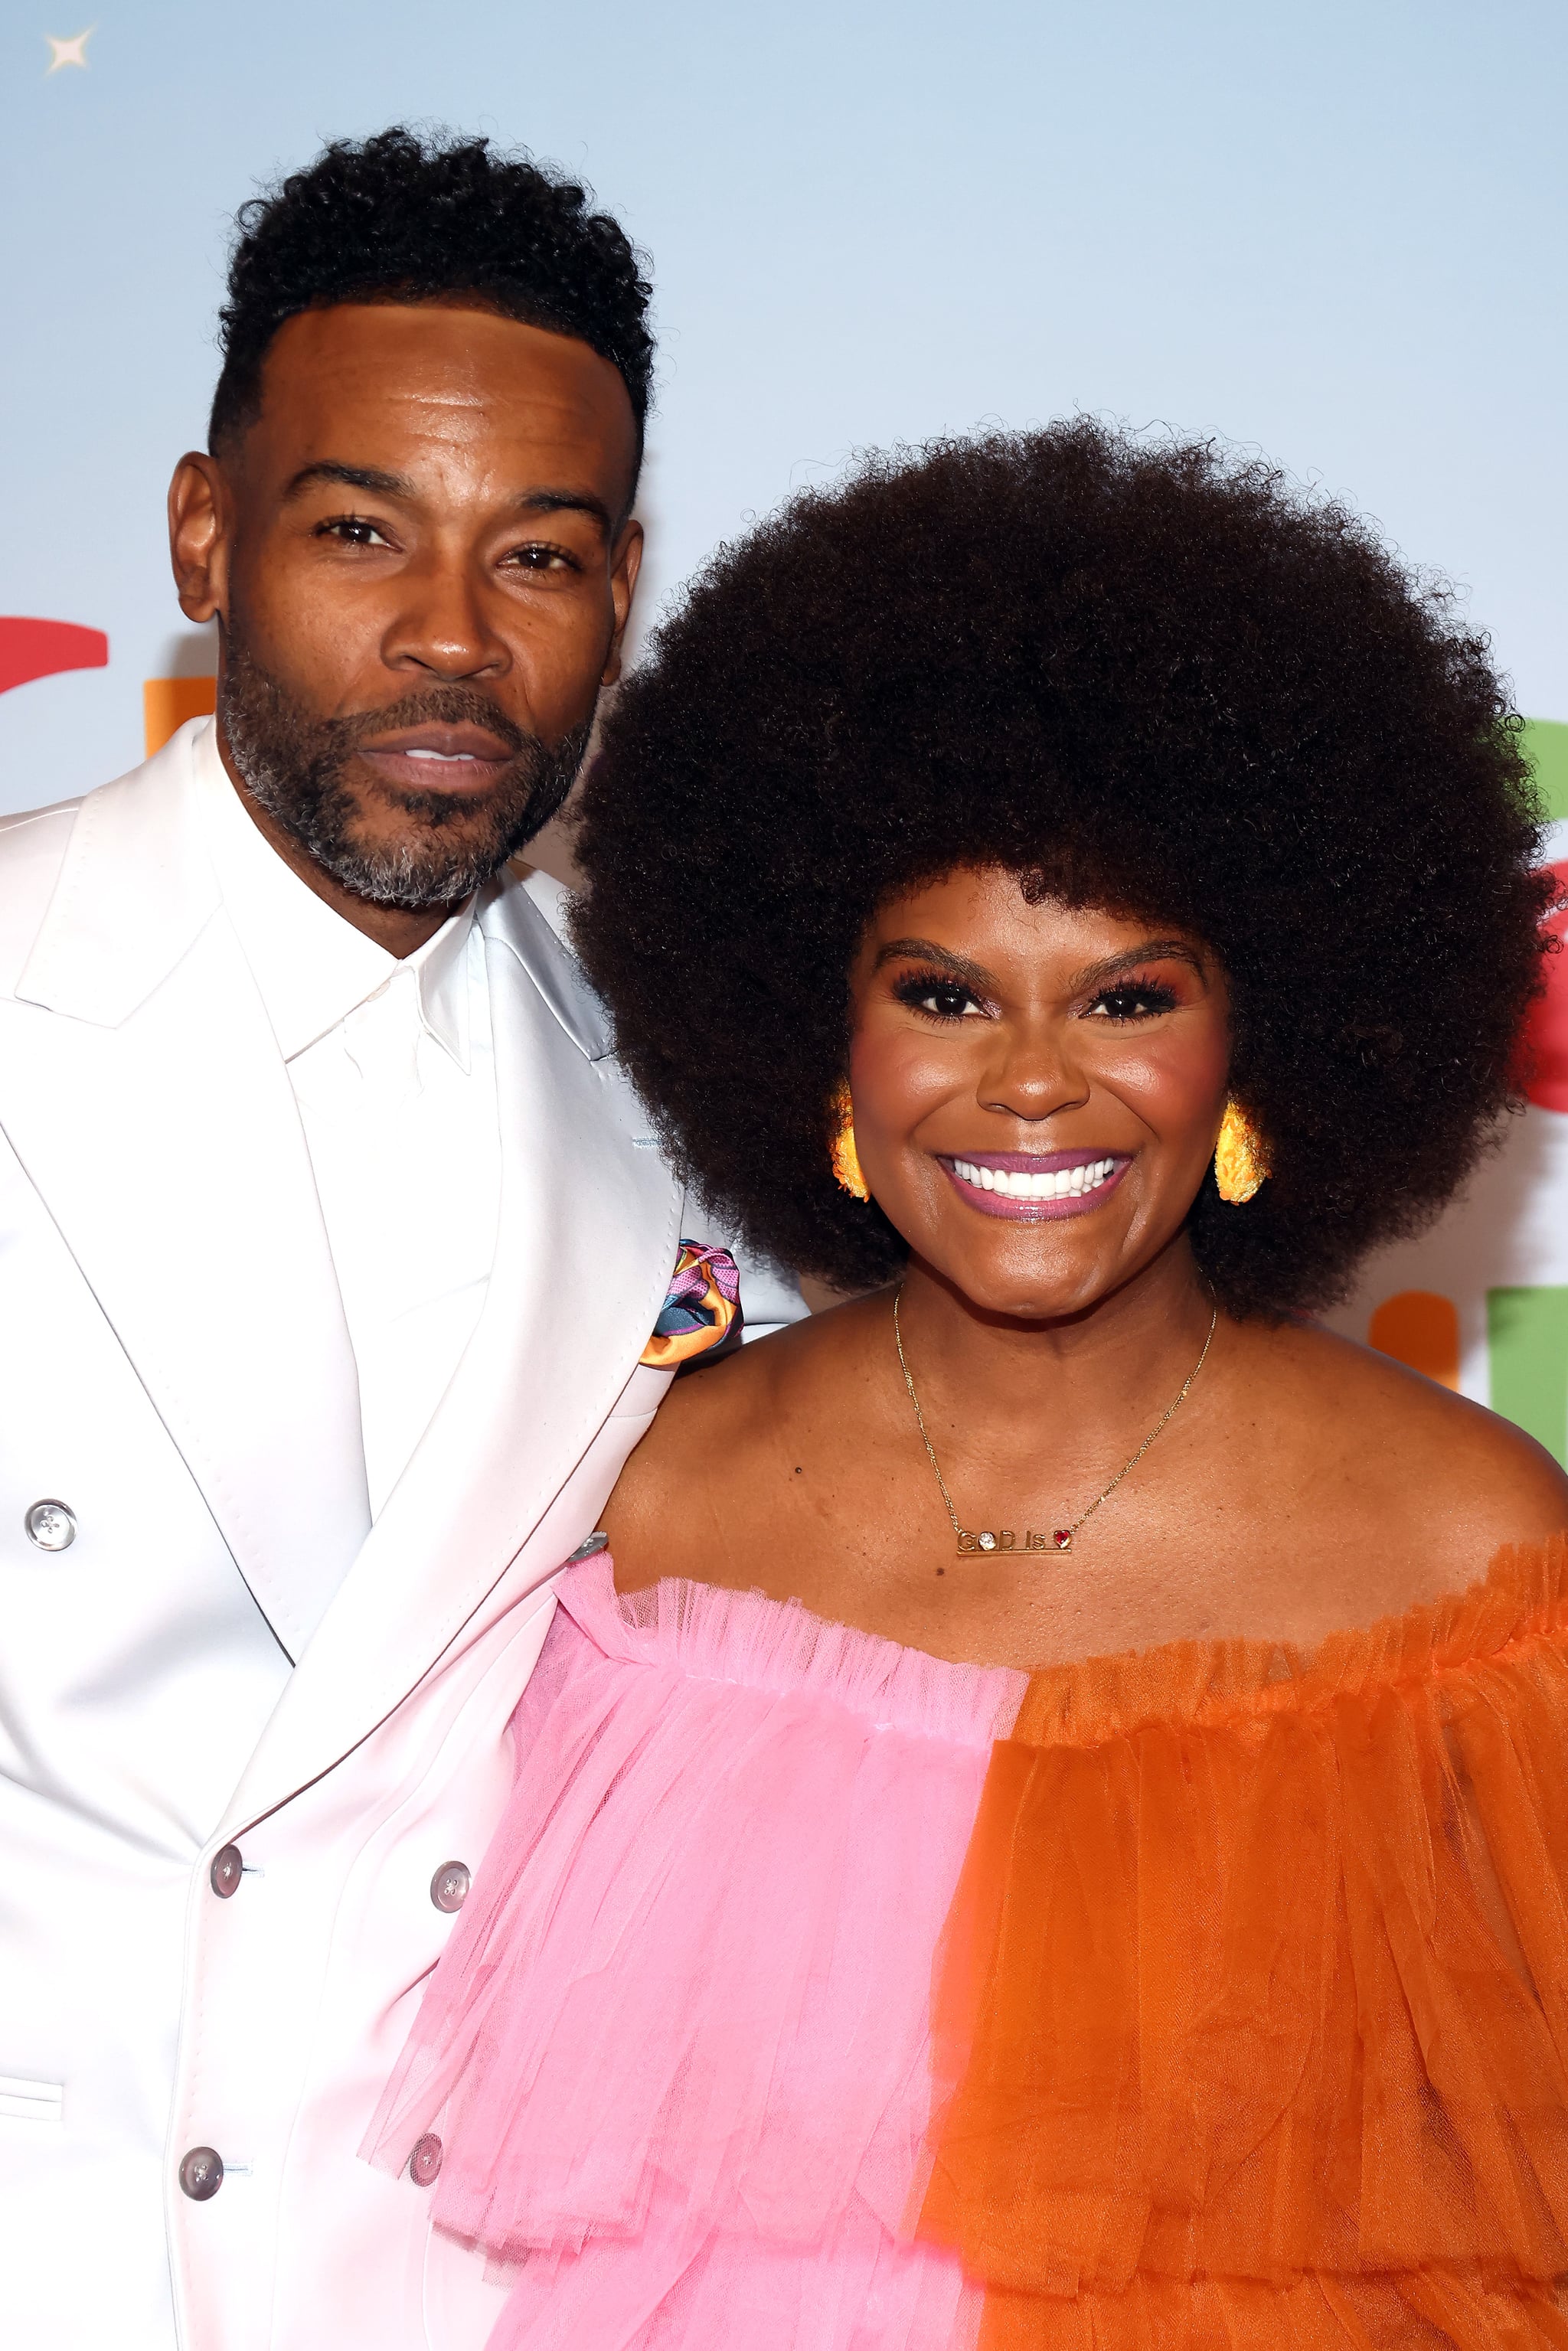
[938,1149,1130,1220]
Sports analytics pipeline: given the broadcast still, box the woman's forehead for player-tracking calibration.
[864,866,1210,966]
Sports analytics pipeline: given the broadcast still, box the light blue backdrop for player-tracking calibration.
[3,0,1565,799]
[5,0,1568,1439]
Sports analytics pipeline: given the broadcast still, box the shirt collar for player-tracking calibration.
[194,720,476,1067]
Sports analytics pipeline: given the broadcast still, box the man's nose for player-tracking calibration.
[383,554,509,680]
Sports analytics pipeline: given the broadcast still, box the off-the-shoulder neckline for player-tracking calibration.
[564,1536,1568,1751]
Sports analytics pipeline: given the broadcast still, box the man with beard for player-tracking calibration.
[0,129,799,2350]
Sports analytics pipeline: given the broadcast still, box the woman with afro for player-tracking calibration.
[371,425,1568,2349]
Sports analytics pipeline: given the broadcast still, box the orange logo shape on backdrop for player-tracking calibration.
[1519,859,1568,1112]
[143,676,217,757]
[1368,1289,1460,1389]
[0,616,108,697]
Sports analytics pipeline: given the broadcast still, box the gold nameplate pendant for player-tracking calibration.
[956,1528,1074,1557]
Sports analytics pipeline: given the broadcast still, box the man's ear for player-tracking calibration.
[168,452,233,625]
[601,516,645,687]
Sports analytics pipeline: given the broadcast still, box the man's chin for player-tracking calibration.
[314,793,540,909]
[339,760,527,823]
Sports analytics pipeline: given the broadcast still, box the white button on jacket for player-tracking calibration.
[0,718,800,2350]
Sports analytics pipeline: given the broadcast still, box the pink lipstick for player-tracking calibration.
[938,1148,1129,1222]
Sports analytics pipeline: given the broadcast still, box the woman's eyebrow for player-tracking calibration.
[1070,939,1207,991]
[874,938,997,991]
[875,934,1207,994]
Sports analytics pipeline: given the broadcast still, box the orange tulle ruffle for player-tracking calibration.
[918,1539,1568,2349]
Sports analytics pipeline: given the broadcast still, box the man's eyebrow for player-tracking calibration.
[281,460,415,502]
[513,486,613,534]
[279,463,616,537]
[874,937,998,993]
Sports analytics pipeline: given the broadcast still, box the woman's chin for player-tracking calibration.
[910,1247,1123,1327]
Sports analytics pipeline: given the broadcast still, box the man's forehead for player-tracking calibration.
[245,301,638,482]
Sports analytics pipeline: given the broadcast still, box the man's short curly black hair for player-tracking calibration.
[572,422,1549,1320]
[209,126,653,477]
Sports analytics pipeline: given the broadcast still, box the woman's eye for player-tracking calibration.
[318,516,389,548]
[1086,981,1180,1021]
[893,975,985,1020]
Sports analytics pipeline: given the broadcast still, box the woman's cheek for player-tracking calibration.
[850,1024,955,1128]
[1096,1027,1228,1131]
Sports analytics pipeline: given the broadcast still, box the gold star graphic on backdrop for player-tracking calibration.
[45,28,93,72]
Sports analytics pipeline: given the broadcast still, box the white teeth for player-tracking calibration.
[403,748,474,761]
[952,1156,1118,1201]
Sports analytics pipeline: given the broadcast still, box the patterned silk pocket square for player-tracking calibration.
[639,1241,742,1370]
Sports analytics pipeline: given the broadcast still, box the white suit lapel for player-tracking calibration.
[223,874,682,1825]
[3,726,371,1658]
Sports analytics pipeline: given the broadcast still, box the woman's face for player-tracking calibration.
[847,865,1232,1320]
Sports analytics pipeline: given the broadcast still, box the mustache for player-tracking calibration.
[325,685,531,759]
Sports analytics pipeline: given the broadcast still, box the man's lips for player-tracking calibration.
[937,1148,1132,1221]
[360,722,516,759]
[355,722,518,791]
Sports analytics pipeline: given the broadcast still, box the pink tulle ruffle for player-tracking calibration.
[364,1557,1025,2349]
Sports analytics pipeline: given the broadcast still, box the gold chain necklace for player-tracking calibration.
[893,1287,1217,1556]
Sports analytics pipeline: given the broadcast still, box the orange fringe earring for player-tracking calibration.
[1214,1098,1269,1204]
[829,1086,870,1201]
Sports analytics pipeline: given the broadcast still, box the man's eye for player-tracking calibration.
[893,975,985,1020]
[1086,981,1180,1021]
[318,517,389,548]
[507,544,577,573]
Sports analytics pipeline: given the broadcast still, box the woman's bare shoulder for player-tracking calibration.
[1263,1320,1568,1559]
[603,1293,890,1592]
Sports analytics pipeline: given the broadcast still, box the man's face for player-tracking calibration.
[169,300,642,915]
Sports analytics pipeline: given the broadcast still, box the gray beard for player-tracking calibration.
[220,631,592,911]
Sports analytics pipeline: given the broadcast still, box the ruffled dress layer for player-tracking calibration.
[923,1538,1568,2349]
[370,1540,1568,2349]
[365,1556,1027,2350]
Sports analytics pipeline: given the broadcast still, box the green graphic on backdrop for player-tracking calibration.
[1488,1286,1568,1463]
[1525,718,1568,821]
[1479,730,1568,1460]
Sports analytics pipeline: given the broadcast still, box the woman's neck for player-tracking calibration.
[893,1236,1218,1468]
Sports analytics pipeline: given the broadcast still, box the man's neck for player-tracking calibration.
[214,740,459,960]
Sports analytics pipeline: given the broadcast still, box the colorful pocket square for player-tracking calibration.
[639,1241,742,1369]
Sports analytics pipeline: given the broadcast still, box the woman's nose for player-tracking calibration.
[977,1025,1089,1121]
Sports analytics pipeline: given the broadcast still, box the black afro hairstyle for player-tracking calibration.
[572,421,1550,1321]
[209,126,653,472]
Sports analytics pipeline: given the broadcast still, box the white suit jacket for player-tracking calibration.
[0,720,789,2349]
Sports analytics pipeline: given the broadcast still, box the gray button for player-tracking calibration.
[567,1531,609,1562]
[430,1860,471,1914]
[211,1845,243,1899]
[178,2147,224,2201]
[410,2133,443,2187]
[24,1500,75,1552]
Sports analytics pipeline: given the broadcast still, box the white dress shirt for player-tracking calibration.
[197,747,501,1517]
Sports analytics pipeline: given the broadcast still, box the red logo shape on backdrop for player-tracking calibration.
[1521,859,1568,1112]
[0,617,109,697]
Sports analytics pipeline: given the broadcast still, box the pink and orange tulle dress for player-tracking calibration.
[367,1540,1568,2349]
